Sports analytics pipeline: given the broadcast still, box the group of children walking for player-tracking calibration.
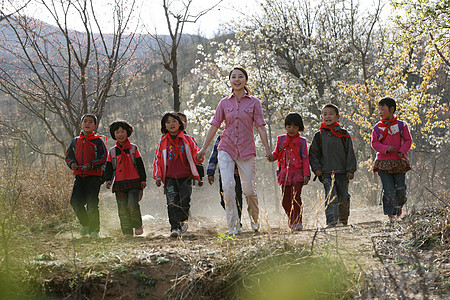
[65,96,412,238]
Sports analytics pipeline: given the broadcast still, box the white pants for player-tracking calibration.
[218,150,259,233]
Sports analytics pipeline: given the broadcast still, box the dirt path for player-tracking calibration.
[29,205,401,299]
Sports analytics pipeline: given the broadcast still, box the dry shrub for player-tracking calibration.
[0,160,74,230]
[404,207,450,249]
[367,206,450,298]
[171,242,360,299]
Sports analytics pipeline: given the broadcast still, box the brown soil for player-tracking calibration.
[15,191,449,299]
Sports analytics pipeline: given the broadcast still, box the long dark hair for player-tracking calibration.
[229,66,252,95]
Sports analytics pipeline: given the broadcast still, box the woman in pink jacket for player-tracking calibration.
[371,97,412,223]
[197,67,272,235]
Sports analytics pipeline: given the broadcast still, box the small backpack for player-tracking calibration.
[109,144,143,200]
[110,144,137,170]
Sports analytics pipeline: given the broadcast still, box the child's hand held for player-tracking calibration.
[303,176,310,185]
[155,179,162,187]
[197,149,205,161]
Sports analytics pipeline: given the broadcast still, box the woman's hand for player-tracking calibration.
[155,179,162,187]
[197,148,205,161]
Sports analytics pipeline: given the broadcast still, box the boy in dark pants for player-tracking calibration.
[65,114,107,238]
[309,104,357,227]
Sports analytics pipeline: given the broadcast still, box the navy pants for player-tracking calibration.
[322,173,350,226]
[379,171,406,216]
[70,176,102,233]
[165,177,192,231]
[115,189,143,235]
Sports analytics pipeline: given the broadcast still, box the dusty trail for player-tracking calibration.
[33,204,397,299]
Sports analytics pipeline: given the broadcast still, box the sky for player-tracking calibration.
[16,0,389,38]
[17,0,260,38]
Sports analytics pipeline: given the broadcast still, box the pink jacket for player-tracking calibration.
[210,93,266,161]
[371,121,412,160]
[152,131,204,184]
[272,134,311,185]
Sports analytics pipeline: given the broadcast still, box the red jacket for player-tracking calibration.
[152,131,204,184]
[65,132,107,176]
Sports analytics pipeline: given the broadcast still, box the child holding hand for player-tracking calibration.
[152,112,204,237]
[269,112,310,231]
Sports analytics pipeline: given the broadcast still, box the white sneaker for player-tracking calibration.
[170,229,181,237]
[180,221,188,233]
[251,222,259,231]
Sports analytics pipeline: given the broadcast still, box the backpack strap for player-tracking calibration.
[397,120,404,139]
[278,135,286,152]
[129,144,137,166]
[110,144,137,170]
[299,137,307,158]
[110,146,117,170]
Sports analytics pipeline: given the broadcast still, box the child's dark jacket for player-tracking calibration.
[65,132,107,176]
[309,126,357,174]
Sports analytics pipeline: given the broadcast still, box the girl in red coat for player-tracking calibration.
[153,112,204,237]
[269,113,310,231]
[104,120,147,237]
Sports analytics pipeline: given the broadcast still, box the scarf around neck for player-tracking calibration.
[320,122,352,139]
[79,131,106,145]
[167,132,185,164]
[279,133,301,163]
[377,116,398,142]
[116,138,131,151]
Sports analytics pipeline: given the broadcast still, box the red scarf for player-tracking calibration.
[115,138,136,174]
[377,116,398,142]
[116,138,131,151]
[167,132,185,164]
[320,122,352,139]
[278,133,301,164]
[79,131,106,145]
